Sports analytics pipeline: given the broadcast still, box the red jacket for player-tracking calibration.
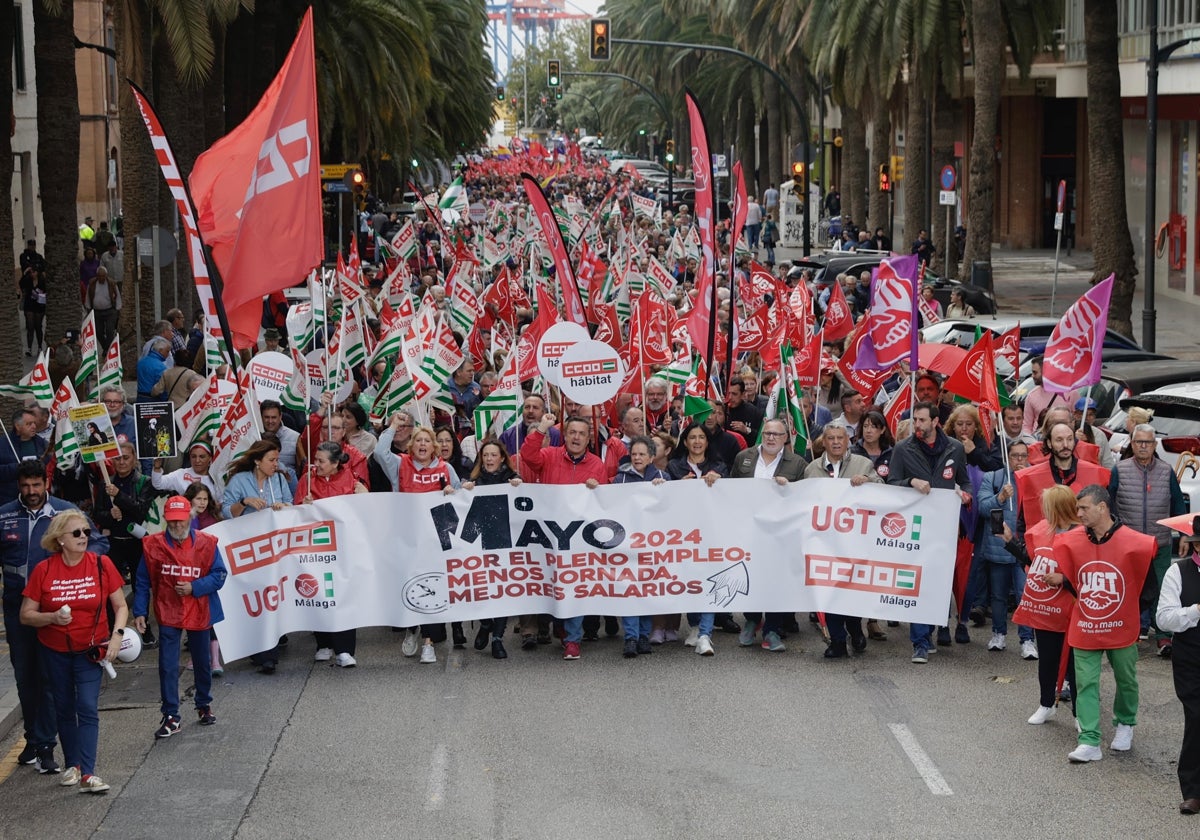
[520,430,609,485]
[294,465,361,503]
[1057,523,1156,650]
[137,531,225,631]
[1012,521,1076,633]
[305,412,369,485]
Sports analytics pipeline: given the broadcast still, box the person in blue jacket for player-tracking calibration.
[0,460,107,773]
[0,407,48,506]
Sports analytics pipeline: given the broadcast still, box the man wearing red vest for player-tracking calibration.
[1025,405,1102,467]
[133,496,226,739]
[1057,484,1158,763]
[1016,422,1110,537]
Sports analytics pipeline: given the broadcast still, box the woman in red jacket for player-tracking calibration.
[295,442,368,668]
[373,417,459,662]
[1003,485,1080,726]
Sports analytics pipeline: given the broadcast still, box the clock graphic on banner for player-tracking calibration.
[403,573,449,614]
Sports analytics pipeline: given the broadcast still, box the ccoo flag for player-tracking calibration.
[188,8,322,349]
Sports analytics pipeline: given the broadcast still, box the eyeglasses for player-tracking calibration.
[1131,440,1156,446]
[68,528,91,538]
[102,399,125,406]
[762,431,786,438]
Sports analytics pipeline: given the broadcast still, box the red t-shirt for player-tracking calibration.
[23,552,123,653]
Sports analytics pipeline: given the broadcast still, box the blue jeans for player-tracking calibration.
[746,223,761,249]
[988,562,1033,642]
[3,593,57,749]
[158,626,212,717]
[910,623,933,648]
[622,616,651,640]
[687,613,714,636]
[963,551,989,618]
[40,647,101,776]
[563,616,583,643]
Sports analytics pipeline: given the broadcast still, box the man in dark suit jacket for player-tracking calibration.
[730,418,807,652]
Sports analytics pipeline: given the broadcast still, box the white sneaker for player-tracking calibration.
[419,643,437,664]
[684,627,699,647]
[1020,639,1039,660]
[314,647,333,662]
[79,774,110,793]
[335,652,357,668]
[1111,723,1134,751]
[987,633,1006,651]
[1068,744,1103,763]
[60,766,81,786]
[402,629,420,657]
[696,635,715,656]
[1028,705,1057,725]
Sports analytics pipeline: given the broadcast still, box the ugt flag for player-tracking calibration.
[1042,274,1114,394]
[188,8,322,348]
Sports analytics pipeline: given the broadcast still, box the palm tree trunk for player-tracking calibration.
[1084,0,1138,337]
[903,75,928,251]
[738,96,755,200]
[765,74,782,195]
[869,101,891,239]
[116,0,156,371]
[0,0,22,384]
[33,0,81,343]
[963,0,1005,276]
[841,104,867,234]
[931,85,956,278]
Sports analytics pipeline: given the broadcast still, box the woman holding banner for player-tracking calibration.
[852,411,895,481]
[374,417,459,664]
[461,440,522,659]
[614,436,671,658]
[294,442,367,668]
[1003,485,1080,726]
[222,439,294,674]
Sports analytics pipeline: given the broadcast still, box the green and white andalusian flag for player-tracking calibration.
[97,335,122,394]
[473,341,520,440]
[49,378,81,467]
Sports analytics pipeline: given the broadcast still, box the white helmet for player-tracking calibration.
[116,627,143,663]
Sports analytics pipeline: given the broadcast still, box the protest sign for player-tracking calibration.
[69,404,120,463]
[247,351,294,403]
[206,480,958,661]
[134,402,177,460]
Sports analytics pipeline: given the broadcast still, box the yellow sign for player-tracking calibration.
[319,163,360,180]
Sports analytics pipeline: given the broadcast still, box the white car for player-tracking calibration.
[1104,382,1200,512]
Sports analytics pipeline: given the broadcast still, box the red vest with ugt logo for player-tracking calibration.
[1056,524,1156,650]
[1015,459,1111,532]
[1011,521,1077,633]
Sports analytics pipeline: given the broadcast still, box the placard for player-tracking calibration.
[69,403,120,463]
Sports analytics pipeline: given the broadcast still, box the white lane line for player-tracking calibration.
[425,743,449,811]
[888,723,953,796]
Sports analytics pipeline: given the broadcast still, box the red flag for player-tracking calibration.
[189,9,321,348]
[822,282,855,340]
[943,331,1001,412]
[997,323,1021,375]
[731,162,748,254]
[1043,275,1114,394]
[735,305,772,355]
[838,320,889,397]
[791,330,825,388]
[867,253,921,369]
[883,378,913,436]
[516,286,560,381]
[522,174,587,328]
[684,91,717,374]
[630,289,672,366]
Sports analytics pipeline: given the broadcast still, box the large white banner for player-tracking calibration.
[206,481,959,661]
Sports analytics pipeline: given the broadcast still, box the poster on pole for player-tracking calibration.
[134,402,177,460]
[69,403,120,463]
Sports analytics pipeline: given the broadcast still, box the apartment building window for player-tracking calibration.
[13,5,26,92]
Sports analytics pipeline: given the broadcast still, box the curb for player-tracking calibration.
[0,686,21,743]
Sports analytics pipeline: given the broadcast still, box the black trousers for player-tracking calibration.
[314,629,356,656]
[1173,643,1200,799]
[1035,628,1076,713]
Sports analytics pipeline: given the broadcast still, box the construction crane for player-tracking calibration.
[486,0,589,76]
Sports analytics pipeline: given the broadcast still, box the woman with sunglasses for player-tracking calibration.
[20,512,127,794]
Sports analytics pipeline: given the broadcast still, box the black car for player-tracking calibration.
[791,253,996,314]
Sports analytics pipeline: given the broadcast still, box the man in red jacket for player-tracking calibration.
[520,412,607,660]
[133,496,227,739]
[1057,484,1158,763]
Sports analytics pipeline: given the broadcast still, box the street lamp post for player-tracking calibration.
[1143,9,1200,351]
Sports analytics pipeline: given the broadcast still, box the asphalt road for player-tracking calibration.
[0,620,1192,839]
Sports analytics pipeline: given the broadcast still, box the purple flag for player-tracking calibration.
[1042,274,1114,394]
[854,253,921,371]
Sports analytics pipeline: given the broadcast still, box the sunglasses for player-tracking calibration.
[68,528,91,539]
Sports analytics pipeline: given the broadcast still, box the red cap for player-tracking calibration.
[163,495,191,521]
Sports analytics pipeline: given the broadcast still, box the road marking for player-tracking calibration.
[888,723,953,796]
[0,740,26,786]
[424,743,448,811]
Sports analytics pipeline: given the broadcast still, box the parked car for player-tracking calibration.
[1013,360,1200,423]
[1104,382,1200,511]
[1012,348,1174,397]
[791,254,997,315]
[922,316,1142,356]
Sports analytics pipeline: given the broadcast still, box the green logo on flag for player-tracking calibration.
[896,569,916,590]
[323,572,335,598]
[312,525,332,546]
[910,515,923,541]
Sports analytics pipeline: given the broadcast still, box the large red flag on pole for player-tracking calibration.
[521,174,588,329]
[189,8,322,349]
[684,91,718,394]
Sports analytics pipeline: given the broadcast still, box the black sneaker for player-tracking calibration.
[473,624,490,651]
[635,635,653,655]
[17,742,37,765]
[520,635,537,650]
[141,629,158,650]
[622,639,638,658]
[155,714,182,739]
[969,607,987,628]
[604,616,620,637]
[936,627,953,647]
[451,624,467,648]
[714,614,741,634]
[197,706,216,726]
[491,639,508,660]
[35,746,60,774]
[954,623,971,644]
[536,630,551,645]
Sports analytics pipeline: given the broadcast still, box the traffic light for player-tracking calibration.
[496,85,505,101]
[547,60,561,87]
[891,155,905,182]
[879,164,891,192]
[665,139,675,163]
[555,89,563,101]
[791,161,806,184]
[590,18,611,61]
[342,168,366,191]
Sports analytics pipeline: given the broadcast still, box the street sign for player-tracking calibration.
[324,182,351,193]
[939,165,957,192]
[1056,179,1067,213]
[938,190,956,206]
[320,163,359,181]
[135,225,177,267]
[712,154,728,176]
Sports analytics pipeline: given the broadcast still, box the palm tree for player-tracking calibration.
[0,0,21,385]
[1083,0,1136,337]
